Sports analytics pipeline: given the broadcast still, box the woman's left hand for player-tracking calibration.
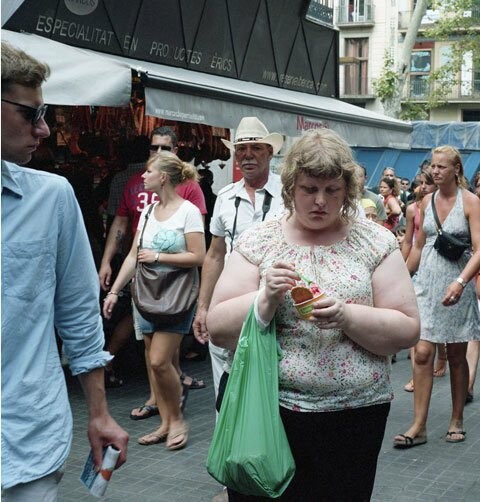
[138,249,158,264]
[441,280,464,307]
[310,296,347,329]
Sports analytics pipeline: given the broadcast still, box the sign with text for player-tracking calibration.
[4,0,338,98]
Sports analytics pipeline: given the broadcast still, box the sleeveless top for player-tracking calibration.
[383,194,399,232]
[415,188,479,343]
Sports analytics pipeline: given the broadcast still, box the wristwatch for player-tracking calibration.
[456,276,467,288]
[154,252,160,263]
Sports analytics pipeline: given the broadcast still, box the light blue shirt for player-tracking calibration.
[1,161,112,489]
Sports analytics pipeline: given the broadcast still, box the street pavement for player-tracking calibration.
[59,345,480,501]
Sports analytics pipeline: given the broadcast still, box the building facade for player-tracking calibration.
[336,0,480,122]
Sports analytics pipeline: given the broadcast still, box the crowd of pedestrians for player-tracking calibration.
[2,40,479,502]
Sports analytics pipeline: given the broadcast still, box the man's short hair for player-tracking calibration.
[1,41,50,93]
[151,126,178,148]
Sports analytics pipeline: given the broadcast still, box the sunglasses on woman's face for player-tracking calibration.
[1,98,48,126]
[149,144,172,152]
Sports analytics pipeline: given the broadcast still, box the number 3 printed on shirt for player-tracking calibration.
[136,192,158,213]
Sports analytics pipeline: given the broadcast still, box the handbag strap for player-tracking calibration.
[138,203,155,250]
[430,193,443,235]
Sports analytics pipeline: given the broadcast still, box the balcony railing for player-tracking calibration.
[337,0,374,25]
[403,78,480,101]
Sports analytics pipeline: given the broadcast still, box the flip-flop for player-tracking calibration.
[180,373,206,390]
[138,430,168,446]
[166,424,189,451]
[445,431,466,443]
[129,404,159,421]
[393,434,427,448]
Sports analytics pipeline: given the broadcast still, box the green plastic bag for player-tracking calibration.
[206,305,296,498]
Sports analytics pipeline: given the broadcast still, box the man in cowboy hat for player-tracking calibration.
[193,116,284,400]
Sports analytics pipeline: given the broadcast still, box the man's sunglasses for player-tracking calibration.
[149,144,172,152]
[1,99,48,126]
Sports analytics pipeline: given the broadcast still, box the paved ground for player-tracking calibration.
[59,344,480,501]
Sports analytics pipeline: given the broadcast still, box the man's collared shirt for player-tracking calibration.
[1,161,111,489]
[210,172,284,255]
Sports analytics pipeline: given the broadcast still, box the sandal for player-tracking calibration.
[393,434,427,449]
[403,379,414,392]
[445,430,466,443]
[466,392,474,404]
[166,423,189,451]
[129,404,159,421]
[138,430,168,446]
[180,373,206,390]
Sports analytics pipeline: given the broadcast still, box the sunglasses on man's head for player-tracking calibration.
[149,144,172,152]
[1,99,48,126]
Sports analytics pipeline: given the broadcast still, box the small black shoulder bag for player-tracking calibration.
[430,194,469,261]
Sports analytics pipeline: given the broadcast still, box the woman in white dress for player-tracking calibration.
[394,146,480,447]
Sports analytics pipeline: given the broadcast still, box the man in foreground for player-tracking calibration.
[1,41,128,500]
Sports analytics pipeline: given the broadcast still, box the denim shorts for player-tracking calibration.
[132,301,196,336]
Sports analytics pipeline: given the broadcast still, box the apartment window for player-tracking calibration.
[341,0,372,22]
[463,110,480,121]
[475,64,480,92]
[344,38,369,95]
[461,51,480,96]
[410,50,431,97]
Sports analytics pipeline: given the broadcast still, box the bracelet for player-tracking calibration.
[107,291,119,296]
[456,277,467,288]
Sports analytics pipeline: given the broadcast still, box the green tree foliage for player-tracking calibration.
[423,0,480,112]
[372,52,399,101]
[373,0,429,119]
[374,0,479,119]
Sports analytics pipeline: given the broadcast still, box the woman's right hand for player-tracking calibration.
[264,261,299,307]
[102,293,118,319]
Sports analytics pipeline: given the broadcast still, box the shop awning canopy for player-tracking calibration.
[2,29,411,149]
[132,59,411,149]
[1,30,132,106]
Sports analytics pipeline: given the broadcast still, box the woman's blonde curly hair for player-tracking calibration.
[280,128,360,223]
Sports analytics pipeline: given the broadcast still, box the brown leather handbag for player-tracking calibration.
[131,204,199,323]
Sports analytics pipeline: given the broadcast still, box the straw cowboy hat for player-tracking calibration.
[221,117,283,155]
